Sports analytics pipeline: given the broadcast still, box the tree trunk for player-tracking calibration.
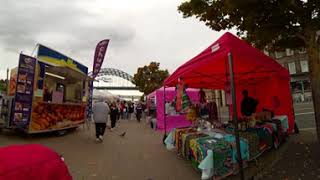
[306,37,320,142]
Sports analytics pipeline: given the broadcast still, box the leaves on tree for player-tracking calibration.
[132,62,169,95]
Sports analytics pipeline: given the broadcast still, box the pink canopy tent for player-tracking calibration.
[164,32,295,133]
[147,87,200,131]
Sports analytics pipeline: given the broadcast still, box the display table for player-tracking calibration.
[165,115,289,179]
[165,127,250,179]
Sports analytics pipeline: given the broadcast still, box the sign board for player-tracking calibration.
[12,54,36,128]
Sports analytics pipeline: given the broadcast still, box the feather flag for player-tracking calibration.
[92,39,110,78]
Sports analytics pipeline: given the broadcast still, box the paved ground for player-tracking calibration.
[0,102,318,180]
[0,120,200,180]
[262,129,320,180]
[294,102,315,129]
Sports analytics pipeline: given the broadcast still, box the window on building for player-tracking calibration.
[290,81,302,93]
[286,48,294,56]
[275,51,285,58]
[303,80,311,92]
[300,60,309,72]
[298,48,307,54]
[288,62,296,74]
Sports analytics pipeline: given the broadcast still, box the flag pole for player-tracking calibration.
[228,52,244,180]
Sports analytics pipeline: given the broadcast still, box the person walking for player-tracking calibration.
[124,102,129,119]
[92,97,109,142]
[120,102,124,120]
[116,102,121,121]
[128,102,134,120]
[110,102,119,131]
[136,102,143,123]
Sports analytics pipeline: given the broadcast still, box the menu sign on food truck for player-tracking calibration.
[12,54,36,128]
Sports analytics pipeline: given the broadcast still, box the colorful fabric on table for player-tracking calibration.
[265,119,286,148]
[174,127,197,154]
[189,138,203,163]
[271,119,286,146]
[164,129,175,150]
[181,132,201,157]
[223,134,250,163]
[183,133,208,159]
[273,115,289,132]
[199,150,214,180]
[255,126,273,148]
[239,131,260,159]
[197,137,233,177]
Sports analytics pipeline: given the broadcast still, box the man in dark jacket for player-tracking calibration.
[136,102,143,122]
[241,90,258,117]
[110,102,119,130]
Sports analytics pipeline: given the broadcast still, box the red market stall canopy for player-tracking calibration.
[164,32,295,132]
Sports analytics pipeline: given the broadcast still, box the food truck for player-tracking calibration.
[7,44,90,133]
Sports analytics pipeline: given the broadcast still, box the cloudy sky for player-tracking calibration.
[0,0,232,79]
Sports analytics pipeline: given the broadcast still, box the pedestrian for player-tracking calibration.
[128,102,134,120]
[110,102,119,131]
[124,102,129,119]
[120,102,124,119]
[116,102,121,121]
[92,97,109,142]
[136,102,143,122]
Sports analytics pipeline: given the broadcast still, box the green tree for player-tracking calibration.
[178,0,320,140]
[0,79,7,93]
[133,62,169,95]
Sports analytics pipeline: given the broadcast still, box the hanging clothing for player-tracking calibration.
[174,80,191,113]
[181,89,191,112]
[175,82,184,112]
[199,89,206,103]
[199,103,209,118]
[208,102,218,123]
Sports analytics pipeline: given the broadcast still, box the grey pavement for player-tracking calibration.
[0,102,317,180]
[0,120,199,180]
[294,102,316,129]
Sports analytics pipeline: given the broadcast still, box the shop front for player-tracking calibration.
[9,45,90,133]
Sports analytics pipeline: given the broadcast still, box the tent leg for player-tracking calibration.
[163,86,167,144]
[228,52,244,180]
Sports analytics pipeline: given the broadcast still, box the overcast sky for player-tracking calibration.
[0,0,232,79]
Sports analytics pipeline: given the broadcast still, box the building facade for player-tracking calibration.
[267,49,311,103]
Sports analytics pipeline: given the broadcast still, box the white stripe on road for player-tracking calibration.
[295,112,314,116]
[299,128,316,131]
[295,108,314,111]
